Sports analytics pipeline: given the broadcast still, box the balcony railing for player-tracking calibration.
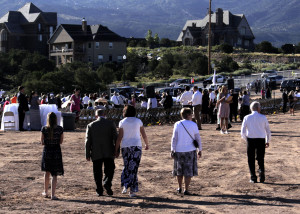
[50,48,85,53]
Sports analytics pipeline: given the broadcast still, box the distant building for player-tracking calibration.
[0,2,57,55]
[177,8,255,50]
[48,19,127,66]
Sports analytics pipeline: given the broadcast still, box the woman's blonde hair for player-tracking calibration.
[46,112,57,142]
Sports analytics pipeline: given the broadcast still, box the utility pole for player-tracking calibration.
[207,0,212,75]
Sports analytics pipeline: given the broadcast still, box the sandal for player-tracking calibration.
[42,192,49,198]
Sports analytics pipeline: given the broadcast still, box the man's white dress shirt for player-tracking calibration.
[179,91,193,106]
[191,91,202,106]
[241,111,271,143]
[110,95,119,105]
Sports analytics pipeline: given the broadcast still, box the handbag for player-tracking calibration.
[180,122,199,148]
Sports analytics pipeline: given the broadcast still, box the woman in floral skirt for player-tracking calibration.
[115,105,149,197]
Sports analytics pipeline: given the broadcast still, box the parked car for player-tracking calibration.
[261,70,277,78]
[117,86,140,98]
[266,75,284,85]
[203,75,226,85]
[158,87,183,97]
[169,79,191,87]
[280,79,300,92]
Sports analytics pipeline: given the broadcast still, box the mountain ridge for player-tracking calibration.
[0,0,299,46]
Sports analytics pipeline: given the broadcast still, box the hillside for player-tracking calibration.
[0,0,299,46]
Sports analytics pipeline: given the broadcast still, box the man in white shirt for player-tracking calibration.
[179,86,193,108]
[189,86,202,130]
[118,93,126,107]
[110,92,120,108]
[241,101,271,183]
[82,93,90,109]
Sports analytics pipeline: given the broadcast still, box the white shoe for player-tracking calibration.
[224,130,229,134]
[220,130,224,134]
[122,187,127,194]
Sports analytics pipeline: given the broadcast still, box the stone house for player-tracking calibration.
[177,8,255,50]
[48,19,127,66]
[0,2,57,56]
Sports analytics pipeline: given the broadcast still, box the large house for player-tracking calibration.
[0,3,57,55]
[48,19,127,66]
[177,8,255,50]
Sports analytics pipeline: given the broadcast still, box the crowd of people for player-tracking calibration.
[41,100,274,200]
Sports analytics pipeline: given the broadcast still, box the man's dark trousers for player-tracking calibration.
[93,158,115,195]
[18,109,25,131]
[247,138,265,182]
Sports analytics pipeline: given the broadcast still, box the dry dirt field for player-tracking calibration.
[0,112,299,214]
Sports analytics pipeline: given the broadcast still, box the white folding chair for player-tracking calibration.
[3,111,16,131]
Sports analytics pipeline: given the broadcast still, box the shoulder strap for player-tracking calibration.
[180,122,195,141]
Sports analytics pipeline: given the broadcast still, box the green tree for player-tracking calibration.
[217,56,239,72]
[153,62,173,79]
[255,41,278,53]
[154,33,160,47]
[97,66,115,84]
[145,30,154,48]
[220,43,233,53]
[281,44,295,54]
[159,38,171,47]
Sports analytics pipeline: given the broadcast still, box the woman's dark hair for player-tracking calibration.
[74,88,80,93]
[46,112,57,142]
[29,91,35,103]
[180,107,192,119]
[123,105,136,117]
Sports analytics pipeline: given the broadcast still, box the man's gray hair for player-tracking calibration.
[95,109,105,116]
[250,101,261,112]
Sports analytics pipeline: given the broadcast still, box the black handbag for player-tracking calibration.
[181,122,199,148]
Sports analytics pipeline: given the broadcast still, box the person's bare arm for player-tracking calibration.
[41,133,44,145]
[115,128,124,158]
[140,126,149,150]
[60,133,64,145]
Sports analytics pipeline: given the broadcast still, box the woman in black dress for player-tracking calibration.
[41,112,64,200]
[201,89,210,123]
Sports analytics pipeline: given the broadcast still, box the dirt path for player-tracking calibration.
[0,112,299,213]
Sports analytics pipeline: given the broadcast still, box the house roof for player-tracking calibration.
[54,24,126,42]
[0,2,57,26]
[185,27,202,38]
[177,10,244,41]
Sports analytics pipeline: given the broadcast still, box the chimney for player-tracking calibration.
[82,18,87,32]
[192,22,196,28]
[216,8,223,26]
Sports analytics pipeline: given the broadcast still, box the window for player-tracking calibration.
[237,38,242,45]
[109,55,112,61]
[109,42,113,49]
[38,34,42,42]
[0,29,7,41]
[95,42,100,49]
[88,43,91,48]
[49,26,53,37]
[244,40,249,47]
[38,23,41,32]
[117,56,122,62]
[98,54,103,62]
[88,56,92,62]
[70,57,73,63]
[239,27,246,35]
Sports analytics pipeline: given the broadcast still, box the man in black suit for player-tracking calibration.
[85,109,118,196]
[17,86,29,131]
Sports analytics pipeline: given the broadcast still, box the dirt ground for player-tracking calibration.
[0,111,299,214]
